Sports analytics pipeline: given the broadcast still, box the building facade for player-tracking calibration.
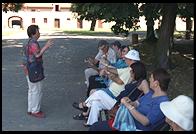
[2,3,194,32]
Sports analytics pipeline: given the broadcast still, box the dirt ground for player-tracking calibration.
[134,39,194,100]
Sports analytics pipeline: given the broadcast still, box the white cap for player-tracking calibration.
[160,95,193,131]
[124,49,140,61]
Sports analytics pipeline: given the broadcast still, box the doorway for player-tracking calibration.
[54,19,60,28]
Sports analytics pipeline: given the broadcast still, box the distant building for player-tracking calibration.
[2,3,194,32]
[2,3,114,31]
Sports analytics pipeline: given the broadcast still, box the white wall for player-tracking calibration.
[2,10,194,32]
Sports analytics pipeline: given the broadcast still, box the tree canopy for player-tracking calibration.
[71,3,140,36]
[2,3,23,13]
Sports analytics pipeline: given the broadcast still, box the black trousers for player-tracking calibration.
[87,75,107,97]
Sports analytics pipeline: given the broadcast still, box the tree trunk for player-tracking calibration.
[185,17,192,39]
[90,19,96,31]
[154,3,177,69]
[146,17,157,41]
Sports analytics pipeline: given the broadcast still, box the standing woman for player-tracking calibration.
[23,25,54,118]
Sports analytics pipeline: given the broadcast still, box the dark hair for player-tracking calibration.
[98,40,109,48]
[120,45,130,52]
[152,68,171,91]
[27,25,39,38]
[112,41,121,49]
[130,62,147,82]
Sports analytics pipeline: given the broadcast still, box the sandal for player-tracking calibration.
[72,102,88,112]
[73,113,88,120]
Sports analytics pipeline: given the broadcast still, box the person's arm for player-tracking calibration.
[89,64,99,72]
[121,97,149,126]
[127,105,150,126]
[105,66,118,75]
[121,97,139,108]
[86,57,100,72]
[88,57,99,65]
[34,39,54,58]
[107,72,124,85]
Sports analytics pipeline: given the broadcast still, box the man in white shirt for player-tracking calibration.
[84,40,117,88]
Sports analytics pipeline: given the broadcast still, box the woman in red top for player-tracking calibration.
[23,25,54,118]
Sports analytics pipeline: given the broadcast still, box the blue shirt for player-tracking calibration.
[110,58,128,69]
[95,59,128,86]
[134,90,169,131]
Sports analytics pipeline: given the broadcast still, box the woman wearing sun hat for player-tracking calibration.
[160,95,193,131]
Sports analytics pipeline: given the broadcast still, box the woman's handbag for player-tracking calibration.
[108,81,143,118]
[26,60,45,83]
[107,104,120,118]
[112,105,136,131]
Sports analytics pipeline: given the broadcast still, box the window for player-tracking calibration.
[31,9,35,12]
[44,18,47,23]
[98,20,103,28]
[32,18,35,23]
[67,18,70,20]
[55,5,59,11]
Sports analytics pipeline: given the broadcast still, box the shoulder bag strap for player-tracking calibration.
[25,38,33,63]
[127,80,142,98]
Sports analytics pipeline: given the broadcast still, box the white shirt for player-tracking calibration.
[109,67,132,97]
[95,47,117,69]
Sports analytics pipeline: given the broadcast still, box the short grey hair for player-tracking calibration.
[98,40,109,48]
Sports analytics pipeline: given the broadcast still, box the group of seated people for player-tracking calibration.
[72,40,193,131]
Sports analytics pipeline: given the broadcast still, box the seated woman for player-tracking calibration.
[73,49,140,113]
[73,64,132,126]
[107,61,147,118]
[73,62,146,127]
[86,45,130,97]
[160,95,193,131]
[89,68,170,131]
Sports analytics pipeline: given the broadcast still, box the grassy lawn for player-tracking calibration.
[63,30,116,36]
[2,29,25,36]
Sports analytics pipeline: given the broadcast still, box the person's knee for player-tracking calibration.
[85,68,92,73]
[89,89,97,95]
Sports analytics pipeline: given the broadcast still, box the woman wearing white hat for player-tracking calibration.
[160,95,193,131]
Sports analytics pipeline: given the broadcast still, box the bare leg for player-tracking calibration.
[82,108,90,116]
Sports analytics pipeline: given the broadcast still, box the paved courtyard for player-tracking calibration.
[2,31,130,131]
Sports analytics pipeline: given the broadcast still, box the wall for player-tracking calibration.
[2,4,194,32]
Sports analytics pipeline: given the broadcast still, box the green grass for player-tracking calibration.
[173,31,194,39]
[63,30,117,36]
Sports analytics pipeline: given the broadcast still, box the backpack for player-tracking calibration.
[24,39,45,83]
